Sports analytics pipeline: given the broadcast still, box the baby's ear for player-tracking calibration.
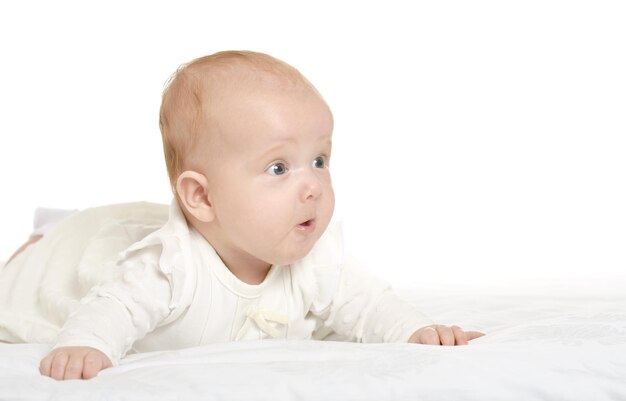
[176,171,215,223]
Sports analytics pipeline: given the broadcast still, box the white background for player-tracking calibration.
[1,1,624,286]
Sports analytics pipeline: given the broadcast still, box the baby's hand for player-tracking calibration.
[40,346,112,380]
[409,325,485,346]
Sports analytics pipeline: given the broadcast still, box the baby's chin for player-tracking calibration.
[270,242,318,267]
[267,221,330,266]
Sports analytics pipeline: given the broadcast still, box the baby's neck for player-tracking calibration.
[226,262,272,285]
[183,211,273,285]
[200,231,272,285]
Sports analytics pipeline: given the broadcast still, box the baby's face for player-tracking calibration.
[199,84,335,267]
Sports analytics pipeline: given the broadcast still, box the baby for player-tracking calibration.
[1,51,483,380]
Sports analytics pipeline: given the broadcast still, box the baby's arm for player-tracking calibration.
[317,254,484,345]
[39,346,112,380]
[40,248,174,380]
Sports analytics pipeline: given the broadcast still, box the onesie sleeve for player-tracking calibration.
[53,245,175,365]
[303,223,434,343]
[314,254,434,343]
[311,244,433,343]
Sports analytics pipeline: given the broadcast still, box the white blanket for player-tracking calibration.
[1,276,624,401]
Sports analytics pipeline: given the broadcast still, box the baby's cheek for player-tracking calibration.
[325,185,336,210]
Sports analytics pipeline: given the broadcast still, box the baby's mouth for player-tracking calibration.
[297,219,316,231]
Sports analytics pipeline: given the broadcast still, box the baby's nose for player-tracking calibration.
[299,170,322,202]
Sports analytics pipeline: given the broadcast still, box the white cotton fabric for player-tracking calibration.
[0,202,168,345]
[0,200,432,364]
[1,277,625,401]
[31,207,79,237]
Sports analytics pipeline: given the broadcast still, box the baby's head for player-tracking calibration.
[159,51,335,280]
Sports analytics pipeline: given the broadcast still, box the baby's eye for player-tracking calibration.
[265,162,288,176]
[312,156,327,169]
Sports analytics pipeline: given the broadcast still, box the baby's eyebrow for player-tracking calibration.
[314,132,332,143]
[319,136,332,150]
[256,140,295,161]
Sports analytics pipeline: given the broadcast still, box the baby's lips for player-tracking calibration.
[297,218,316,232]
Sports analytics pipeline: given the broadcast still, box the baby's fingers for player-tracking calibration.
[451,325,468,345]
[63,353,86,380]
[40,347,109,380]
[48,351,70,380]
[436,325,456,346]
[82,351,110,379]
[466,331,486,341]
[39,353,53,378]
[417,327,440,345]
[451,327,485,345]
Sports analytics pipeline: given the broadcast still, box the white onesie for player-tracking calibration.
[0,200,432,365]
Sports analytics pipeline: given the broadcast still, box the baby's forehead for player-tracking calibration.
[191,63,319,120]
[172,52,329,151]
[200,75,295,106]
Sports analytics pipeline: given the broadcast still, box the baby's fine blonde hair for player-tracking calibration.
[159,50,314,196]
